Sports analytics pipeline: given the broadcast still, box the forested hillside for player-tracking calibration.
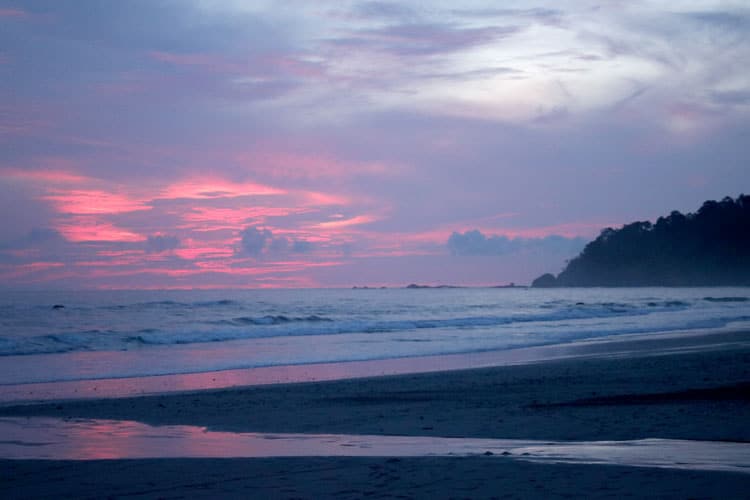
[533,195,750,287]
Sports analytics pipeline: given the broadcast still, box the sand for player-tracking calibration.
[4,457,750,499]
[2,331,750,498]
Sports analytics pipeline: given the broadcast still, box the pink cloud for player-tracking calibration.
[74,258,144,268]
[76,258,339,285]
[159,177,285,200]
[0,106,52,136]
[313,214,379,230]
[1,167,92,184]
[0,8,26,17]
[234,148,397,180]
[43,189,151,215]
[56,217,145,243]
[180,206,311,229]
[173,245,235,261]
[301,191,351,206]
[266,55,327,79]
[0,262,64,280]
[96,250,142,257]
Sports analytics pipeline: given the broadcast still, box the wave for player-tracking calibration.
[227,315,333,326]
[0,300,695,357]
[105,299,240,310]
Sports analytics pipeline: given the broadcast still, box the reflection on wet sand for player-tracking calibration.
[1,417,749,474]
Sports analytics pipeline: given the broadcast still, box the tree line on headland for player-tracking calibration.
[533,195,750,287]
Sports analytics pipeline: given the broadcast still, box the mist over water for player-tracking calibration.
[0,288,749,385]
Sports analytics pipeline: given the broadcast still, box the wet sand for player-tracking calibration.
[2,331,750,498]
[3,457,750,499]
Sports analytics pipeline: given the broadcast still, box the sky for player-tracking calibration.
[0,0,748,289]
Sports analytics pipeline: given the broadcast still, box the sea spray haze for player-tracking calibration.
[0,288,749,385]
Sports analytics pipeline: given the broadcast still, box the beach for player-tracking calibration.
[2,329,750,498]
[3,0,750,496]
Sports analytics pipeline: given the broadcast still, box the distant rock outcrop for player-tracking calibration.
[532,195,750,287]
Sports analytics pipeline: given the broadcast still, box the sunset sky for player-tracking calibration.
[1,1,748,289]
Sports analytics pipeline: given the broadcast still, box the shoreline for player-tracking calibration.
[2,329,750,498]
[2,326,748,406]
[3,329,750,442]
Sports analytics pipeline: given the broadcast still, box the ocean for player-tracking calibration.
[1,287,749,387]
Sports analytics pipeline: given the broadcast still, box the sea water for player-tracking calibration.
[0,287,749,387]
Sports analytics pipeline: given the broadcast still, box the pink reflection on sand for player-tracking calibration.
[1,417,749,474]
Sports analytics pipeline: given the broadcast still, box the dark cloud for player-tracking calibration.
[4,0,283,53]
[291,239,315,253]
[448,230,586,257]
[0,227,79,266]
[145,234,180,253]
[451,7,564,26]
[711,90,750,106]
[239,226,273,256]
[24,227,65,245]
[0,227,64,252]
[268,235,289,253]
[238,226,313,257]
[681,11,750,31]
[0,182,56,244]
[330,23,522,56]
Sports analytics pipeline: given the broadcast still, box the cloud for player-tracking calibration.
[710,90,750,106]
[238,226,272,256]
[447,230,586,257]
[237,226,314,257]
[681,11,750,30]
[0,227,65,252]
[334,22,522,56]
[0,226,80,267]
[353,2,416,21]
[24,227,66,245]
[0,8,26,18]
[451,7,563,26]
[0,1,748,289]
[292,239,315,253]
[145,234,180,253]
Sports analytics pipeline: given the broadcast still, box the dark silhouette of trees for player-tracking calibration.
[533,195,750,287]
